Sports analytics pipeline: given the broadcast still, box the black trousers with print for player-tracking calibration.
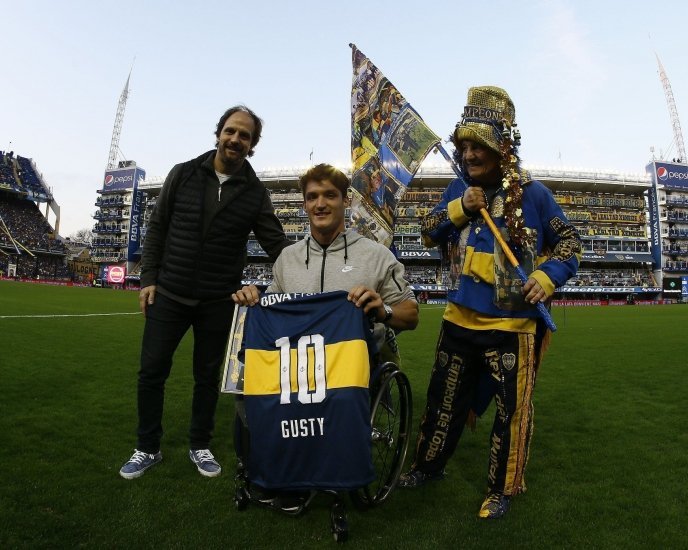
[410,320,536,495]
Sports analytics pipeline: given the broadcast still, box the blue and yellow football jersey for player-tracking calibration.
[243,291,375,490]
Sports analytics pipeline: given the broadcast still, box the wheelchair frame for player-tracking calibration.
[233,361,412,542]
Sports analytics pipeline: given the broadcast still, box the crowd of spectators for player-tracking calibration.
[666,210,688,222]
[583,240,650,253]
[92,236,127,247]
[394,241,424,250]
[667,227,688,238]
[0,253,70,279]
[577,224,646,238]
[243,263,273,281]
[94,208,124,220]
[91,251,124,262]
[568,269,656,287]
[93,222,126,233]
[404,266,441,285]
[553,191,645,209]
[0,151,50,198]
[666,195,688,206]
[16,155,46,196]
[0,195,65,253]
[246,240,267,256]
[128,181,672,300]
[96,195,125,206]
[0,151,18,190]
[665,260,688,271]
[664,243,688,254]
[0,193,70,280]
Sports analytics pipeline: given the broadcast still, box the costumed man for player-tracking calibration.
[398,86,581,519]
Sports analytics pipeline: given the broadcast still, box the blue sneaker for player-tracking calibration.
[189,449,222,477]
[119,449,162,479]
[478,491,511,519]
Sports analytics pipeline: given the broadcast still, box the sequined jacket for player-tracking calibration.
[421,176,581,330]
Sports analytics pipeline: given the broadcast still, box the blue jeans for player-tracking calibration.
[136,292,233,453]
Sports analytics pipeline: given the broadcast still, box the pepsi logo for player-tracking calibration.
[108,265,125,283]
[104,174,114,186]
[657,167,668,181]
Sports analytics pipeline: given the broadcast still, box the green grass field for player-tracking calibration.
[1,280,686,549]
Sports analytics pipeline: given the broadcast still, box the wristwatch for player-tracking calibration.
[382,303,393,324]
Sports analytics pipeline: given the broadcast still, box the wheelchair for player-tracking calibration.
[232,360,412,542]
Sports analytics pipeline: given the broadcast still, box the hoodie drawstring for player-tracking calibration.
[305,236,310,268]
[343,232,348,263]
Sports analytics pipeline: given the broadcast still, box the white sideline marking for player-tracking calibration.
[0,312,140,319]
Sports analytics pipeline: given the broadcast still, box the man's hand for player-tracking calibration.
[347,285,385,320]
[522,277,546,304]
[232,284,261,306]
[139,285,156,316]
[462,186,488,214]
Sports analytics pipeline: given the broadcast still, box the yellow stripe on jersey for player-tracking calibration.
[244,339,370,396]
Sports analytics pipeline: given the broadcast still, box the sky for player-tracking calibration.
[2,0,688,237]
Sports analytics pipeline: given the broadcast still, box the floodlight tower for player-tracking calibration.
[106,69,132,169]
[655,53,686,163]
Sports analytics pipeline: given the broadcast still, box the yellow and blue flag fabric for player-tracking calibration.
[350,43,441,247]
[243,291,376,490]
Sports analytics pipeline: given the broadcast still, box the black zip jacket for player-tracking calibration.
[140,150,289,300]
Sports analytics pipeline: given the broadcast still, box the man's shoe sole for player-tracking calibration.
[196,466,222,478]
[120,469,145,480]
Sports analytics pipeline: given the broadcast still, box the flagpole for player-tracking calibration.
[436,145,557,332]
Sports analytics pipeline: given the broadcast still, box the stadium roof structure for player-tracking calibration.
[140,163,652,196]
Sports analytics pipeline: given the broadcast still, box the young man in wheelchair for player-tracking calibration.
[232,163,418,333]
[232,163,418,508]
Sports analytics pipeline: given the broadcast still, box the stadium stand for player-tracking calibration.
[0,151,70,281]
[8,154,678,302]
[0,151,52,200]
[127,164,671,303]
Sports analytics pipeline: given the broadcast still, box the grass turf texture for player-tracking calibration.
[0,280,685,548]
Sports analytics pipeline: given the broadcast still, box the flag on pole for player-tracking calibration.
[349,44,441,247]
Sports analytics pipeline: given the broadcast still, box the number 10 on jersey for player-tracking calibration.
[275,334,326,405]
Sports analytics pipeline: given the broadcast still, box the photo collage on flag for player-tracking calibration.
[350,44,440,248]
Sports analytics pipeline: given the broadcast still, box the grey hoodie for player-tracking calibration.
[267,229,415,306]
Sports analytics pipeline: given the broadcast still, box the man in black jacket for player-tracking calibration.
[120,105,290,479]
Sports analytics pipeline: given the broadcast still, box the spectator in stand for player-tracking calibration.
[119,106,290,480]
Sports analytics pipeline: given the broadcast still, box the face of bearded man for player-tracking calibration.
[214,111,255,174]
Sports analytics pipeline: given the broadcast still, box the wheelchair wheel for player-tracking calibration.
[352,362,412,507]
[234,487,250,511]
